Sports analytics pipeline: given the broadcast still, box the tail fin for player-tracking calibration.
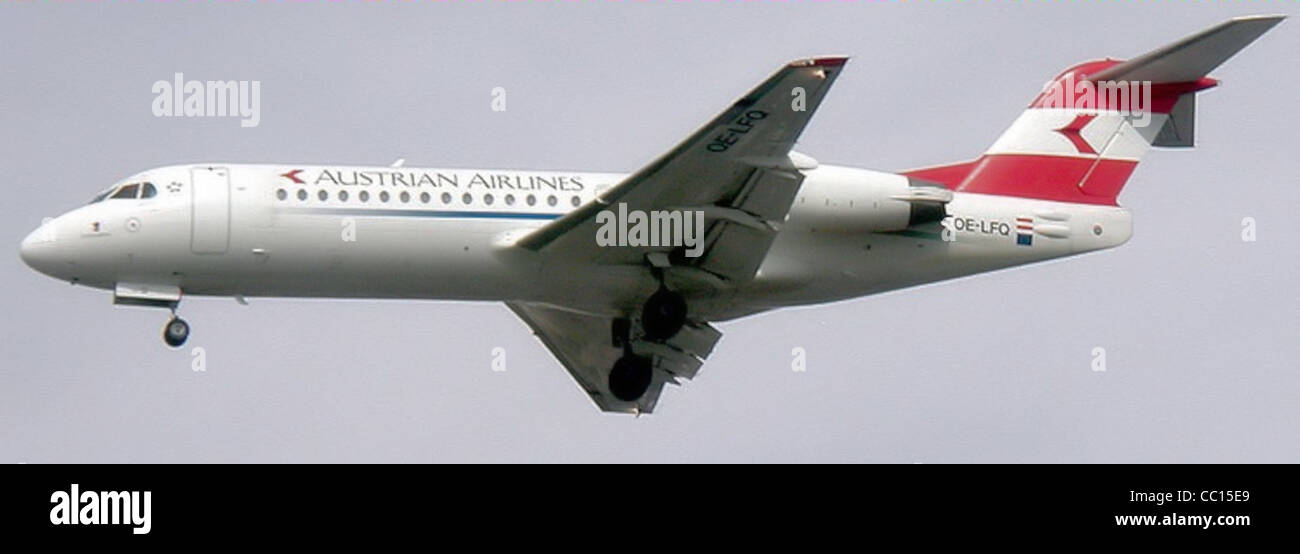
[905,15,1284,206]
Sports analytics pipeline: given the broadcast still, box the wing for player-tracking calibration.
[507,302,722,414]
[516,56,848,285]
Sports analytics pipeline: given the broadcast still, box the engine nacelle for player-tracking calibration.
[790,166,950,233]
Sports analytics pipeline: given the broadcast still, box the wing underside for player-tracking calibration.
[506,57,850,413]
[507,302,722,413]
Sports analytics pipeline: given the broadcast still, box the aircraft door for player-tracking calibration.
[190,166,231,254]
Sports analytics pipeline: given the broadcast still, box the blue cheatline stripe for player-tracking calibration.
[279,207,563,221]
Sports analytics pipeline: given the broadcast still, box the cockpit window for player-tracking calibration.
[89,180,158,204]
[111,184,140,199]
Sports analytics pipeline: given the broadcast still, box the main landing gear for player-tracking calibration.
[606,288,689,402]
[608,352,653,402]
[640,288,687,341]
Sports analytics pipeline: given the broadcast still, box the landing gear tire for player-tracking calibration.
[641,289,687,341]
[611,317,631,348]
[163,317,190,348]
[608,354,653,402]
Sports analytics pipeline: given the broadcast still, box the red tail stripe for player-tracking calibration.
[956,154,1137,206]
[899,160,980,190]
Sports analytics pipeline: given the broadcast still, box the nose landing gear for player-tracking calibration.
[162,310,190,348]
[111,285,190,347]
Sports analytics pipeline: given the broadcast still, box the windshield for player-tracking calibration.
[89,181,158,204]
[89,187,115,204]
[111,183,140,199]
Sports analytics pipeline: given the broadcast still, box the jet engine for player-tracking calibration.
[791,168,952,233]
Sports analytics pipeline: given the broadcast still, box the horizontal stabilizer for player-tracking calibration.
[1090,15,1285,83]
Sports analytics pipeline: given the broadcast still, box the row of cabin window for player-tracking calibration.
[275,188,582,208]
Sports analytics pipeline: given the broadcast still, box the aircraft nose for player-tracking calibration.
[19,221,64,277]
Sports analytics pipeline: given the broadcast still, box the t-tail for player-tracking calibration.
[904,15,1285,206]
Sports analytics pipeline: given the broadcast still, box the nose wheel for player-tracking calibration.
[163,317,190,348]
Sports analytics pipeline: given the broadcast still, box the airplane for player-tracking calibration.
[19,16,1284,413]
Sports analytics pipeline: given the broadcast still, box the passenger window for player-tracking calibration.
[111,184,140,199]
[141,182,158,198]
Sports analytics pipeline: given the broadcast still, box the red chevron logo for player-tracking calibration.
[1053,114,1099,155]
[280,169,305,184]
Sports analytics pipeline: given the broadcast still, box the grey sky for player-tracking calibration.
[2,2,1297,462]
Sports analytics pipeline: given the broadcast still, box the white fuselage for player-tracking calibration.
[20,163,1133,321]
